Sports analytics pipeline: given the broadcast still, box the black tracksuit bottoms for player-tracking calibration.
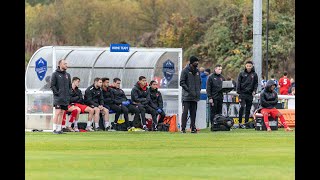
[181,101,198,130]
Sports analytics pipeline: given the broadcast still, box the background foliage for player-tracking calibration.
[25,0,295,79]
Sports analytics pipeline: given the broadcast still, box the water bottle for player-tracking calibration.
[177,122,180,130]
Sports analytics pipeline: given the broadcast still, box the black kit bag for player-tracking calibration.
[211,114,234,131]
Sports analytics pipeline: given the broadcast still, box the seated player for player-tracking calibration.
[260,80,293,132]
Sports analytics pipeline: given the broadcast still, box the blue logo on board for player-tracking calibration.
[35,57,47,81]
[110,44,130,52]
[162,59,175,81]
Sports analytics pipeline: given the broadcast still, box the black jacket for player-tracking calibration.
[206,72,225,100]
[260,80,278,109]
[110,86,128,105]
[148,87,163,109]
[70,86,84,104]
[236,68,258,98]
[180,64,201,102]
[84,84,104,107]
[50,68,72,106]
[102,86,114,105]
[131,82,149,105]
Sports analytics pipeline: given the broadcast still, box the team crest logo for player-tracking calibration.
[162,59,175,81]
[35,57,47,81]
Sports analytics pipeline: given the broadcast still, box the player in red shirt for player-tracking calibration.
[278,72,291,95]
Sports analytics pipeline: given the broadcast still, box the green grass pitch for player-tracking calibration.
[25,128,295,180]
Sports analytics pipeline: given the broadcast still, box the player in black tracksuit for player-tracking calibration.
[110,78,140,129]
[84,77,110,131]
[236,61,258,127]
[206,64,225,126]
[101,78,123,128]
[131,76,158,131]
[179,56,201,133]
[148,80,165,124]
[50,59,72,134]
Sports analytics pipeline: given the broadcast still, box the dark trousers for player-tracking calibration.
[238,96,253,124]
[136,104,157,126]
[157,111,166,124]
[181,101,198,130]
[108,104,122,123]
[125,104,140,124]
[210,99,223,125]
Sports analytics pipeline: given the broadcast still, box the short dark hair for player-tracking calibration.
[245,60,253,65]
[94,77,101,82]
[72,77,80,82]
[283,72,288,76]
[150,80,157,85]
[271,74,275,78]
[215,64,222,68]
[139,76,146,81]
[101,77,109,82]
[113,77,121,83]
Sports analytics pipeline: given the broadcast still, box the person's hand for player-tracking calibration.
[238,98,241,102]
[157,108,162,113]
[209,99,214,106]
[252,92,256,96]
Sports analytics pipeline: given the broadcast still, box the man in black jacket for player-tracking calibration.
[236,60,258,128]
[63,77,94,132]
[131,76,158,131]
[206,64,225,126]
[110,77,139,129]
[84,77,110,131]
[50,59,72,134]
[102,77,125,130]
[260,80,293,132]
[179,56,201,133]
[148,80,165,124]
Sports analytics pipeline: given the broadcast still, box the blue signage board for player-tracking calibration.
[110,44,130,52]
[35,57,47,81]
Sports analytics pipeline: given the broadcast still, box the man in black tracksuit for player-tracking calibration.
[84,77,110,131]
[101,78,124,129]
[131,76,158,131]
[236,60,258,127]
[50,59,72,134]
[206,64,225,126]
[179,56,201,133]
[110,77,140,129]
[148,80,165,124]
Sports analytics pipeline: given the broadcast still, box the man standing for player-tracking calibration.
[50,59,72,134]
[236,60,258,128]
[148,80,166,124]
[84,77,110,131]
[179,56,201,133]
[131,76,158,131]
[278,72,291,95]
[206,64,225,127]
